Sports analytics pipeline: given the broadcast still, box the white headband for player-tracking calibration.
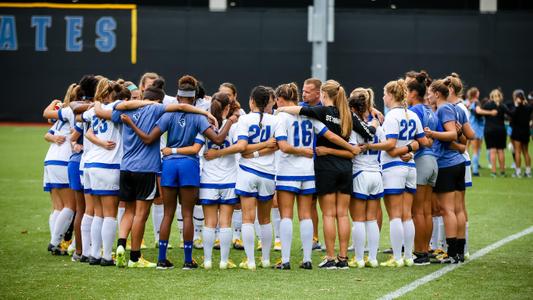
[177,89,196,97]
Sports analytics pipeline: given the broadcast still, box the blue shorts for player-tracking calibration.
[161,158,200,188]
[471,121,484,140]
[68,161,83,191]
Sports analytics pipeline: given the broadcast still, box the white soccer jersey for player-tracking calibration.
[350,125,386,173]
[274,112,327,177]
[235,112,279,175]
[43,107,75,163]
[83,101,123,166]
[381,108,424,169]
[197,120,238,184]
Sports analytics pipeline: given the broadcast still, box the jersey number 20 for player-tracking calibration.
[249,125,271,143]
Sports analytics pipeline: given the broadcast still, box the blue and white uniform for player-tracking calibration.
[80,108,96,193]
[235,112,279,201]
[381,107,424,195]
[83,102,123,195]
[198,120,239,205]
[43,107,75,191]
[410,104,439,187]
[349,124,385,200]
[454,101,472,187]
[67,121,84,192]
[274,112,327,195]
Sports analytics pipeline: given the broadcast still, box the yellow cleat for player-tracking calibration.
[116,245,126,268]
[233,238,244,250]
[348,257,357,268]
[365,259,379,268]
[256,240,262,251]
[239,258,256,270]
[380,257,404,268]
[214,239,221,250]
[274,239,281,251]
[220,259,237,269]
[193,238,203,249]
[128,256,156,268]
[60,240,72,254]
[404,258,414,267]
[201,260,212,270]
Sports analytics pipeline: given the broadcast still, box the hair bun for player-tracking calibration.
[152,78,165,90]
[178,75,197,88]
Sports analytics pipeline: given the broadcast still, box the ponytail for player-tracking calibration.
[322,80,351,138]
[250,86,270,129]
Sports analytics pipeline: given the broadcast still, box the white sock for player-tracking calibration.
[81,214,93,257]
[90,216,103,259]
[430,216,439,250]
[438,216,446,251]
[117,207,125,232]
[280,218,292,263]
[152,204,164,242]
[465,221,469,254]
[390,218,404,261]
[526,167,531,174]
[300,219,313,263]
[254,218,262,240]
[101,217,117,261]
[51,208,75,245]
[193,205,204,240]
[49,210,60,238]
[176,203,183,231]
[352,221,366,261]
[219,227,232,263]
[366,220,380,261]
[260,223,272,262]
[232,209,242,240]
[242,223,255,264]
[403,219,415,259]
[203,227,215,262]
[272,208,281,240]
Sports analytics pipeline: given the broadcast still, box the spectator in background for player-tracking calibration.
[510,90,532,178]
[483,89,510,177]
[466,87,484,176]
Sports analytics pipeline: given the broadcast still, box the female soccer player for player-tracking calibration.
[466,87,483,176]
[510,89,532,177]
[379,79,430,268]
[483,89,510,177]
[120,75,230,270]
[276,80,361,269]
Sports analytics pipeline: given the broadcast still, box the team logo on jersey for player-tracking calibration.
[132,113,140,121]
[179,118,186,127]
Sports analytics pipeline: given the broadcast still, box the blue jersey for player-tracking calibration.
[69,122,84,162]
[156,112,210,161]
[433,103,465,168]
[111,103,167,173]
[299,101,322,107]
[409,104,437,158]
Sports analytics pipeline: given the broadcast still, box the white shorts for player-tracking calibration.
[382,165,417,195]
[235,166,275,201]
[465,160,472,188]
[43,163,69,191]
[275,176,315,195]
[84,167,120,196]
[199,183,238,205]
[352,171,383,200]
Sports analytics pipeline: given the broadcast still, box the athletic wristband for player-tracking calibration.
[171,148,177,154]
[406,144,413,153]
[253,151,260,158]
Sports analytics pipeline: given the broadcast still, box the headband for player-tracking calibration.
[127,84,138,91]
[177,89,196,98]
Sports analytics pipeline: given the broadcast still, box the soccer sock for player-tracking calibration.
[101,217,117,261]
[184,240,193,263]
[402,219,415,260]
[366,220,380,261]
[390,218,404,261]
[300,219,313,263]
[272,208,281,241]
[152,204,164,242]
[176,204,184,234]
[117,238,126,249]
[526,167,531,174]
[215,226,220,242]
[117,207,125,232]
[130,250,141,262]
[472,152,480,174]
[49,210,60,239]
[232,209,242,241]
[219,227,232,264]
[280,218,292,264]
[203,227,215,262]
[465,221,469,254]
[353,221,365,261]
[254,218,262,240]
[193,205,204,240]
[438,216,446,250]
[446,237,457,258]
[242,223,255,264]
[90,216,103,259]
[456,238,466,255]
[430,217,439,250]
[260,223,272,262]
[81,214,93,257]
[51,208,75,245]
[158,240,168,262]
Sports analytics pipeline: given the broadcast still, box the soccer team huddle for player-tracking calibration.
[43,70,480,270]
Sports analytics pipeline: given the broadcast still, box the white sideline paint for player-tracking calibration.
[378,226,533,300]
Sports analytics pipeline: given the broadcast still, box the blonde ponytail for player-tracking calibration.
[322,80,352,138]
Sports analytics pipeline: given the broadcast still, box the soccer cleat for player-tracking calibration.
[156,259,175,270]
[128,257,157,268]
[349,258,365,269]
[59,240,72,254]
[439,255,459,264]
[115,245,126,268]
[348,257,357,268]
[260,260,270,268]
[434,252,449,263]
[413,253,430,266]
[273,261,291,270]
[182,259,199,270]
[318,258,337,269]
[71,252,82,262]
[336,258,349,270]
[80,255,90,263]
[214,239,221,250]
[256,240,262,251]
[380,257,404,267]
[404,258,414,267]
[464,252,470,260]
[89,256,101,265]
[49,244,66,256]
[300,261,313,270]
[274,239,282,251]
[312,238,322,251]
[526,172,532,178]
[202,260,212,270]
[67,242,76,256]
[219,260,237,270]
[239,259,256,270]
[100,258,115,266]
[429,248,445,259]
[233,238,244,250]
[457,254,465,263]
[365,259,379,268]
[193,238,203,249]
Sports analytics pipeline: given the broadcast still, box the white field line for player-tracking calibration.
[377,226,533,300]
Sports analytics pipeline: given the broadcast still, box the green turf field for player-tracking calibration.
[0,126,532,299]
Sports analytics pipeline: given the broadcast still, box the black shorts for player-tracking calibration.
[315,169,352,196]
[433,163,465,193]
[119,171,159,202]
[484,128,506,149]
